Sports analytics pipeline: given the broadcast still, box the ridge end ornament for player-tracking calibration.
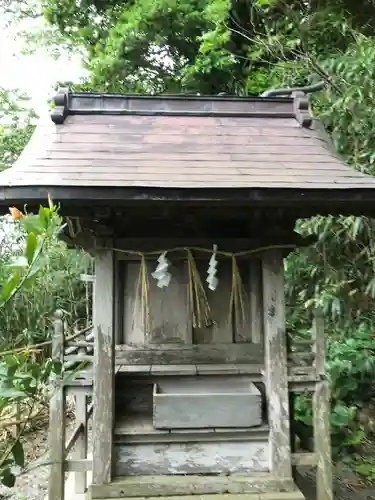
[50,87,71,125]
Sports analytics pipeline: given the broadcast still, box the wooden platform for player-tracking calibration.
[114,414,270,443]
[116,363,264,377]
[113,414,270,476]
[87,475,306,499]
[86,494,306,500]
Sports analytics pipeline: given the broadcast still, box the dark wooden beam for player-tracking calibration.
[2,186,375,218]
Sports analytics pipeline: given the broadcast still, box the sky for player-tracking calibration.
[0,13,86,118]
[0,11,86,238]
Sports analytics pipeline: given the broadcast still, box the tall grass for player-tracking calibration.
[0,216,91,351]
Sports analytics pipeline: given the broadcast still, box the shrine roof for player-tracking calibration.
[0,89,375,212]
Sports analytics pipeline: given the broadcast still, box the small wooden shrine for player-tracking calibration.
[1,88,375,500]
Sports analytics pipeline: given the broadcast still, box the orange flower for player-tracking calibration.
[9,207,24,219]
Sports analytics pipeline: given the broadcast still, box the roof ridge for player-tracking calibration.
[49,88,311,125]
[2,92,375,210]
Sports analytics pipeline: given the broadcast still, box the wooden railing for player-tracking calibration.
[287,310,332,500]
[48,307,331,500]
[48,310,94,500]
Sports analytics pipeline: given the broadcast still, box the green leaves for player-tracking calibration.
[0,388,26,398]
[0,439,25,489]
[25,233,38,265]
[331,404,356,428]
[6,257,29,270]
[11,441,24,469]
[38,206,50,231]
[1,468,16,488]
[22,213,46,234]
[0,199,64,312]
[0,87,36,172]
[0,198,66,487]
[0,342,69,487]
[295,321,375,458]
[255,0,277,6]
[0,273,21,303]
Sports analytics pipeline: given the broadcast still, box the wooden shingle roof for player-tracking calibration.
[1,88,375,210]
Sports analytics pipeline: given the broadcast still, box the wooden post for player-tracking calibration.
[262,249,292,479]
[249,258,263,344]
[13,402,21,438]
[313,311,333,500]
[74,327,88,493]
[92,250,115,485]
[80,273,95,328]
[114,257,124,345]
[74,392,88,492]
[48,310,66,500]
[286,330,297,480]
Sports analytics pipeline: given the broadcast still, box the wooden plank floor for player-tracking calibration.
[114,413,269,439]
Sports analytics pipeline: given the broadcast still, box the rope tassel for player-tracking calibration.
[187,250,212,329]
[134,255,152,337]
[228,255,248,330]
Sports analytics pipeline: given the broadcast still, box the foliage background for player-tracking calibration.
[0,89,91,349]
[0,83,92,484]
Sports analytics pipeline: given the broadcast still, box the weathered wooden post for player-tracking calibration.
[92,250,115,484]
[72,273,95,493]
[48,309,66,500]
[12,402,21,439]
[262,249,292,479]
[74,334,89,493]
[313,310,333,500]
[249,258,263,344]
